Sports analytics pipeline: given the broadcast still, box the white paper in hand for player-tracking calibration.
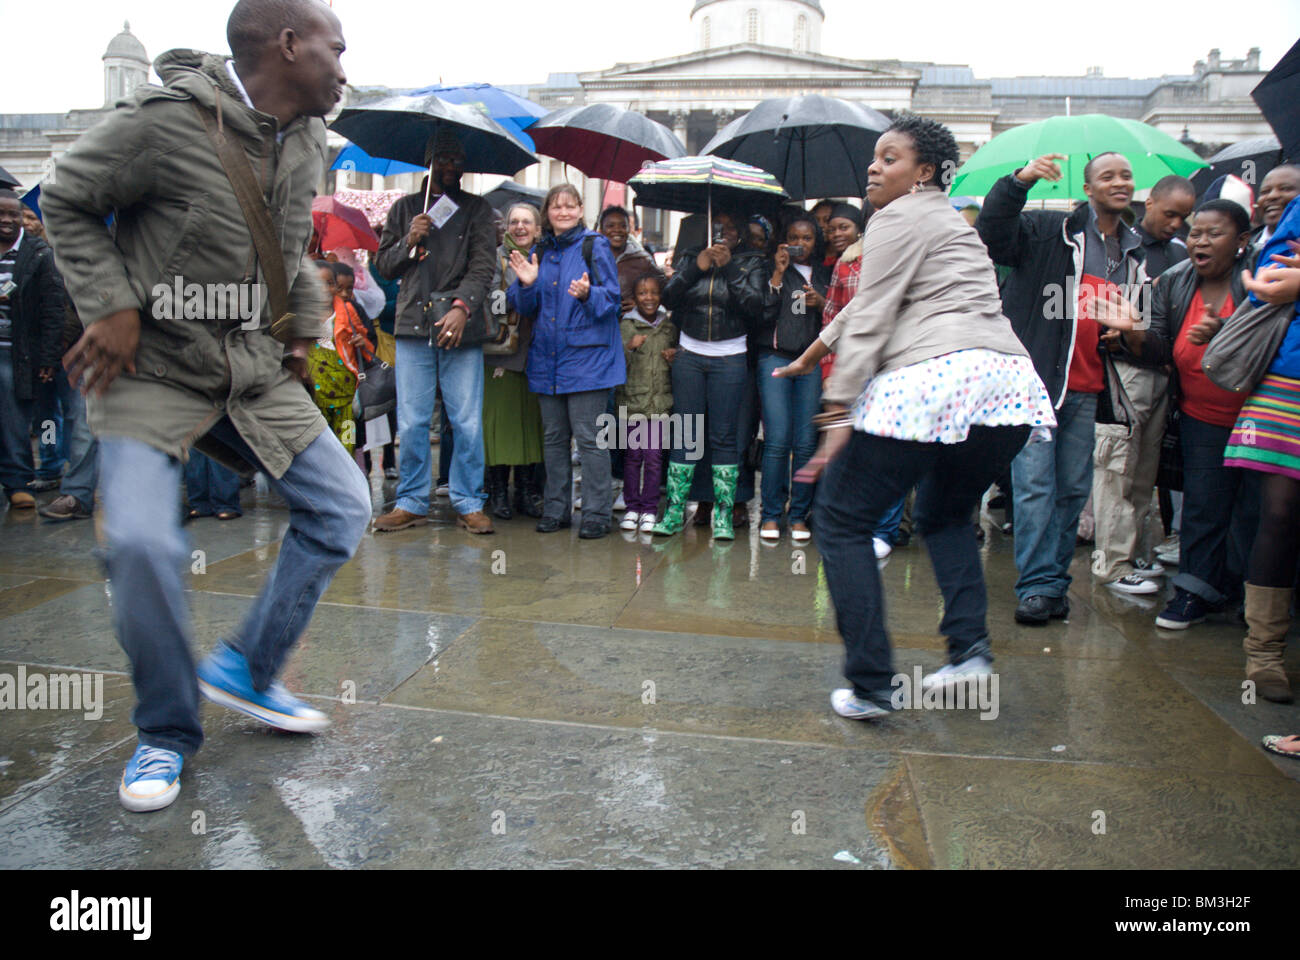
[428,194,460,230]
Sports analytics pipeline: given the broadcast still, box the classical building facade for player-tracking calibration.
[0,7,1277,241]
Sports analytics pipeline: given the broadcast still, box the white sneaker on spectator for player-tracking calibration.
[873,537,892,560]
[1108,574,1159,595]
[1156,533,1180,566]
[922,655,993,691]
[435,483,449,497]
[639,513,656,532]
[1132,557,1165,579]
[614,492,626,512]
[620,511,640,530]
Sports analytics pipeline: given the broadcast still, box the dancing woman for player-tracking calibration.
[804,116,1064,719]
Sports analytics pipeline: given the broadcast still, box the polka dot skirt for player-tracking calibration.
[851,349,1057,444]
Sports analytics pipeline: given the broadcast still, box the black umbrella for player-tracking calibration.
[701,95,890,201]
[0,166,20,189]
[1191,134,1285,194]
[1252,37,1300,162]
[483,181,547,213]
[330,93,537,176]
[527,104,686,183]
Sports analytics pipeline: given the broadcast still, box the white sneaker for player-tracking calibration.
[435,483,450,497]
[830,688,890,720]
[1108,574,1159,595]
[1132,558,1165,579]
[760,522,781,541]
[873,537,892,560]
[1155,534,1180,566]
[639,513,656,532]
[922,655,993,691]
[620,511,640,530]
[573,496,582,510]
[614,492,626,512]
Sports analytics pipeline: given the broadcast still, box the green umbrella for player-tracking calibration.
[948,114,1208,201]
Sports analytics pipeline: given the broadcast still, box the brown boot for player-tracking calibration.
[1243,583,1294,703]
[457,510,495,534]
[373,508,428,532]
[8,491,35,509]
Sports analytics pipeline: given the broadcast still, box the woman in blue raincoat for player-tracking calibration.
[509,184,624,539]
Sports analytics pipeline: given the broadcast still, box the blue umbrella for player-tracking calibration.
[330,143,427,177]
[404,83,542,152]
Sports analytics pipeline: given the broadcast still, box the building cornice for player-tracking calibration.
[581,44,921,83]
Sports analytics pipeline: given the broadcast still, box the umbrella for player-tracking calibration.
[629,155,789,239]
[331,143,427,178]
[482,181,548,213]
[0,166,19,189]
[405,83,545,151]
[311,196,380,253]
[1191,135,1285,194]
[701,94,890,201]
[527,104,686,183]
[330,93,537,176]
[948,114,1208,201]
[1253,37,1300,162]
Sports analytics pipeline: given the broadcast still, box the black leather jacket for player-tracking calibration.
[661,246,768,343]
[1137,256,1249,367]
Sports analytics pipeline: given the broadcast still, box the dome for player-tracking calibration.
[693,0,823,13]
[103,21,148,63]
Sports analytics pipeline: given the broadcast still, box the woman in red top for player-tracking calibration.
[1128,199,1257,629]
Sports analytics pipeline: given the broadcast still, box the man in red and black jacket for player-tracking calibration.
[976,153,1148,624]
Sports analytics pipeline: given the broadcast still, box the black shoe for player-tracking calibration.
[535,516,572,533]
[1015,594,1069,625]
[694,502,712,526]
[487,465,513,520]
[579,520,609,539]
[521,463,545,519]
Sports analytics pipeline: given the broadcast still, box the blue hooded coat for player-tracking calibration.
[508,225,626,395]
[1255,195,1300,379]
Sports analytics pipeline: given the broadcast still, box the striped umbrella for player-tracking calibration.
[629,155,789,238]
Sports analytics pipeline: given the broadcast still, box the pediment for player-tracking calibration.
[582,44,921,83]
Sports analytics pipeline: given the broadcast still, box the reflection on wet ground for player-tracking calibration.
[1,473,1297,868]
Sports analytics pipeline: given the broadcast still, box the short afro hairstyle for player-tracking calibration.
[1083,151,1130,184]
[884,114,960,189]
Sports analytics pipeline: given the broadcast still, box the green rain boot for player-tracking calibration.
[711,464,739,541]
[651,462,696,536]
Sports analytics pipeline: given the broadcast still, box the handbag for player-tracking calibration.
[1200,299,1293,394]
[340,310,396,420]
[1156,377,1183,493]
[482,253,520,357]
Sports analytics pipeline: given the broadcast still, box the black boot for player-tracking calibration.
[521,462,545,519]
[487,465,513,520]
[511,466,527,516]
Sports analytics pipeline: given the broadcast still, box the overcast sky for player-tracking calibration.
[4,0,1298,113]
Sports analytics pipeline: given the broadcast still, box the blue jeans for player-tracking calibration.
[671,348,747,468]
[816,425,1031,699]
[875,496,906,544]
[0,346,35,497]
[395,338,485,516]
[184,450,243,516]
[33,378,66,480]
[47,368,98,507]
[1011,391,1097,601]
[758,351,821,523]
[99,420,370,755]
[1174,413,1259,606]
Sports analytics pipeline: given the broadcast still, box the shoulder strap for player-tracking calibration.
[191,99,294,342]
[582,235,600,287]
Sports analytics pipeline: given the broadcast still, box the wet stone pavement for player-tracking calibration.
[1,469,1298,869]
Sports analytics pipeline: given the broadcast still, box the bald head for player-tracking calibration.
[228,0,335,64]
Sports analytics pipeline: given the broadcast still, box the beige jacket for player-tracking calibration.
[822,186,1028,407]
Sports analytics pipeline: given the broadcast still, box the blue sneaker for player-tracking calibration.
[1155,588,1210,630]
[830,688,891,720]
[119,743,183,812]
[197,643,329,733]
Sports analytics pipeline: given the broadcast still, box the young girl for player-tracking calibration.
[618,275,678,532]
[307,262,375,467]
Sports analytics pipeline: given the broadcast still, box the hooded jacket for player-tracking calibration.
[508,226,625,395]
[617,307,677,417]
[41,50,329,478]
[976,173,1148,408]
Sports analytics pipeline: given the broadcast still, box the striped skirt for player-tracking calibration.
[1223,373,1300,480]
